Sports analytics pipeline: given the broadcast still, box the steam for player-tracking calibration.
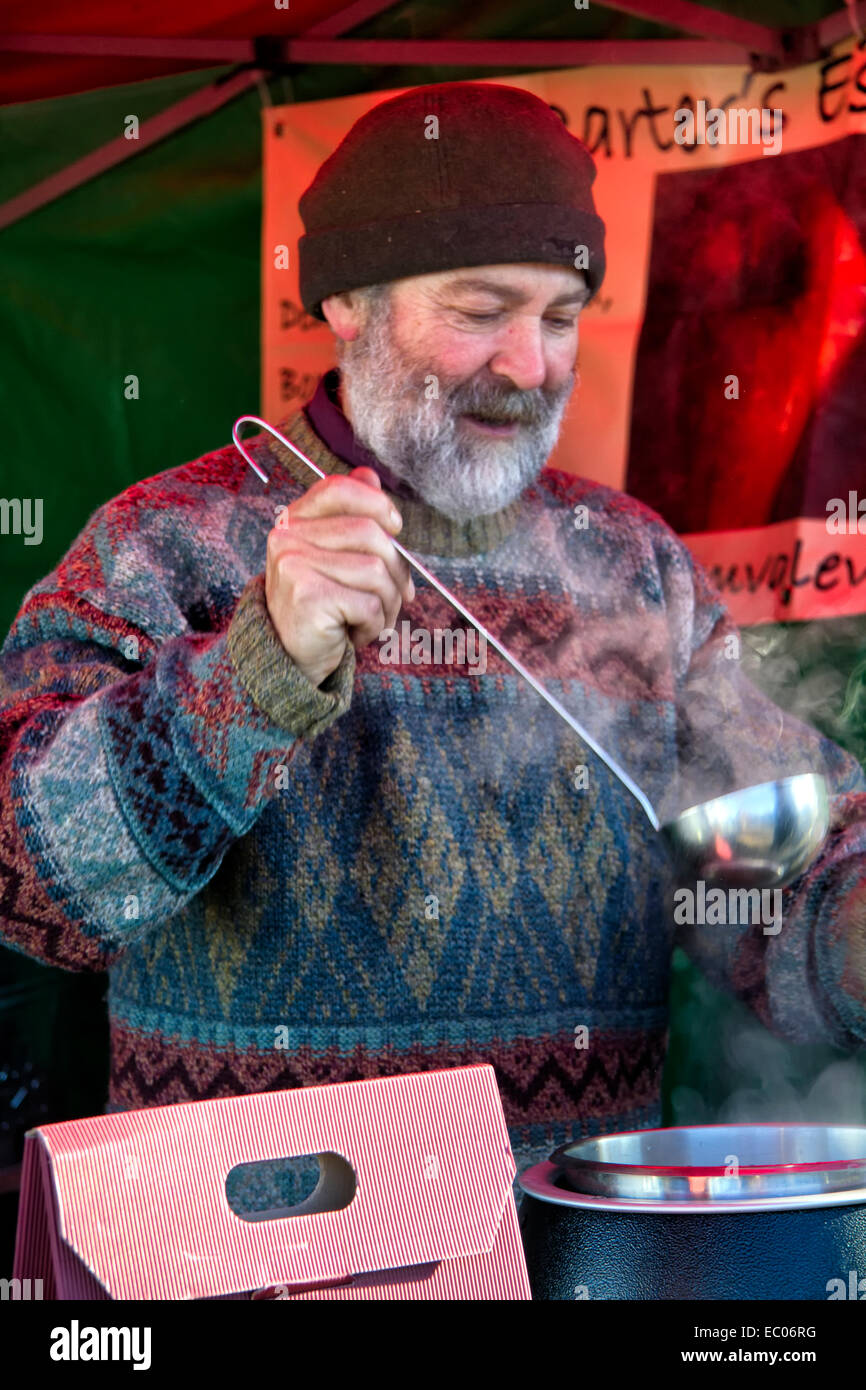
[474,506,859,828]
[653,615,865,820]
[667,954,866,1126]
[666,616,866,1127]
[404,483,865,835]
[738,616,866,766]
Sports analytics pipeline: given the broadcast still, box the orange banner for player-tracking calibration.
[685,519,866,625]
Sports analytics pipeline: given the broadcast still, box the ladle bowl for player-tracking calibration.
[658,772,830,890]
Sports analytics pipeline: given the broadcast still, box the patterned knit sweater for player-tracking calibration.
[3,397,866,1210]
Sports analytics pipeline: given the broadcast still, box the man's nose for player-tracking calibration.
[488,319,548,391]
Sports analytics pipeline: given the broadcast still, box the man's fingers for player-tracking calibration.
[264,468,414,685]
[291,473,402,535]
[309,574,393,650]
[271,519,413,599]
[304,551,406,632]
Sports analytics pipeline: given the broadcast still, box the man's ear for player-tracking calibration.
[320,290,363,342]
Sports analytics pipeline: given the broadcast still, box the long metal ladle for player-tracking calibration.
[232,415,830,890]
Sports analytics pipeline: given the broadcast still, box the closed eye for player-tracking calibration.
[461,312,578,329]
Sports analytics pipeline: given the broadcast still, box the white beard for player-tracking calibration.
[337,298,576,522]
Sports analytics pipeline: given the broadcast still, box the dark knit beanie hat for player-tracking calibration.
[298,81,606,321]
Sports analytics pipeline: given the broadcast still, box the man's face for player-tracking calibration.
[333,263,587,521]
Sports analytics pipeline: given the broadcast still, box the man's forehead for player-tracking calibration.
[406,263,588,303]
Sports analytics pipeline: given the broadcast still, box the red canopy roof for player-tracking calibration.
[1,0,859,107]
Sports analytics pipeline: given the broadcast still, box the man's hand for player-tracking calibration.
[265,467,415,689]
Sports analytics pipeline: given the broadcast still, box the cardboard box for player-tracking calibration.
[13,1062,530,1299]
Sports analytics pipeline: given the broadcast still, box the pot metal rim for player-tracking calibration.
[551,1150,865,1179]
[519,1160,866,1215]
[540,1123,866,1206]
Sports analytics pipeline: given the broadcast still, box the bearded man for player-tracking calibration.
[2,83,865,1220]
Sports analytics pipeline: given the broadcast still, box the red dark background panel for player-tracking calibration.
[626,134,866,534]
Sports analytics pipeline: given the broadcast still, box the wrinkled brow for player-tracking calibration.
[444,276,589,308]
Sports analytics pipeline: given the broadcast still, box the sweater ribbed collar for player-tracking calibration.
[266,394,523,558]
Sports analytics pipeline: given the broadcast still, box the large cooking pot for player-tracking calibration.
[518,1123,866,1300]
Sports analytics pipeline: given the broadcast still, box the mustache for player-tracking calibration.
[436,373,574,428]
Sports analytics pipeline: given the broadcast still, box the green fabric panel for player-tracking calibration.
[0,63,263,641]
[0,65,266,1133]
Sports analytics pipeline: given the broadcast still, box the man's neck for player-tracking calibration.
[304,368,419,503]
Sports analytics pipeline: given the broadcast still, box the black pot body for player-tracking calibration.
[519,1193,866,1300]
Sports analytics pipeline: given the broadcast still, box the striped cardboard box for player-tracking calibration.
[13,1063,531,1300]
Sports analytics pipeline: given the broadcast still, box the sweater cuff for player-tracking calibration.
[226,574,355,738]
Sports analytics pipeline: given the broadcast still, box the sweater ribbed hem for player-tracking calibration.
[226,573,355,738]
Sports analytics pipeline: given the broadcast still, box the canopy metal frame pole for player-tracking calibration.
[0,35,770,66]
[1,3,863,75]
[0,66,265,233]
[596,0,784,57]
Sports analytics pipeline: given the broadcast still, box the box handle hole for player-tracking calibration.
[225,1150,356,1223]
